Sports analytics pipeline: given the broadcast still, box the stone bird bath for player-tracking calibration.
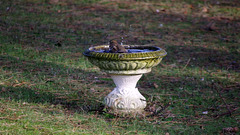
[83,45,167,114]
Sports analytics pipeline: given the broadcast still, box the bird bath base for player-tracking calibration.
[104,74,146,114]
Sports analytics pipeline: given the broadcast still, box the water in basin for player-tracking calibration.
[93,49,154,53]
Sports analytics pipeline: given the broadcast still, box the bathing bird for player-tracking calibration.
[109,40,128,53]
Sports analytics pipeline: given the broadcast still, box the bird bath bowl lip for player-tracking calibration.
[83,45,167,75]
[83,45,167,60]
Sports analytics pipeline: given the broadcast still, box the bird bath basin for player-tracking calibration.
[83,45,167,114]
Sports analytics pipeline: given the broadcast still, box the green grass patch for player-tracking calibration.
[0,0,239,134]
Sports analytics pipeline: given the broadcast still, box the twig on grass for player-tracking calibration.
[214,83,233,116]
[214,107,238,119]
[182,58,191,71]
[159,121,182,124]
[0,115,27,120]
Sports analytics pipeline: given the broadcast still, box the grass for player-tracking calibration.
[0,0,239,134]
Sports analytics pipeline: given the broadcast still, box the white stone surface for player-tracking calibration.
[104,74,146,113]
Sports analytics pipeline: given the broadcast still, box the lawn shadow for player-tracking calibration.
[0,55,106,113]
[1,0,239,47]
[163,44,239,72]
[0,85,105,113]
[139,69,240,118]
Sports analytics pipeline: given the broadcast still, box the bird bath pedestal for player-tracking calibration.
[83,45,167,114]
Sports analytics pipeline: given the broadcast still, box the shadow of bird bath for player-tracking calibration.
[83,41,167,115]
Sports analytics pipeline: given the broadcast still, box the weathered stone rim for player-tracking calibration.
[83,45,167,60]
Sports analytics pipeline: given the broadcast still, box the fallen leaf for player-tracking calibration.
[13,82,27,87]
[205,21,217,31]
[222,127,239,133]
[1,87,6,92]
[202,7,208,13]
[153,83,159,88]
[49,0,59,4]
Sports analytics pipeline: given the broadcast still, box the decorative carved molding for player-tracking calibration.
[104,75,146,113]
[83,45,166,75]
